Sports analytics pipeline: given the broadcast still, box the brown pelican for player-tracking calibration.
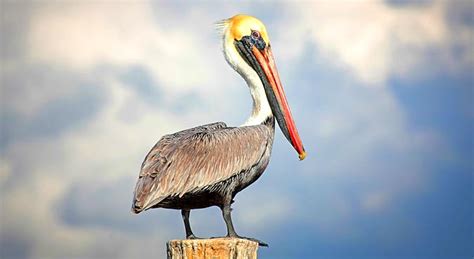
[132,14,305,246]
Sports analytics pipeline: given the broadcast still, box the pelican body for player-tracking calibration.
[132,14,305,246]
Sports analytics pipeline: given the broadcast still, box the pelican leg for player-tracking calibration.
[222,204,237,236]
[181,209,200,239]
[220,202,268,247]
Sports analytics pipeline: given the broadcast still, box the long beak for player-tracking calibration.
[235,41,306,160]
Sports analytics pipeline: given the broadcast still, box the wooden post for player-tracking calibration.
[167,238,259,259]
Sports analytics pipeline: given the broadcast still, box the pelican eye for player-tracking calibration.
[251,30,261,39]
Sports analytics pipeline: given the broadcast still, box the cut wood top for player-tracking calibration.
[167,238,259,259]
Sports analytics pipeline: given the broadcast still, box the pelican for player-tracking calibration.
[132,14,305,246]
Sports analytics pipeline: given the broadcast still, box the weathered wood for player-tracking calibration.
[167,238,259,259]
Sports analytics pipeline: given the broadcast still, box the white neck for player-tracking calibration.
[221,30,273,126]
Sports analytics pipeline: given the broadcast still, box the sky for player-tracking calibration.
[0,1,472,258]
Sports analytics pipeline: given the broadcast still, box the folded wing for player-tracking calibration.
[132,122,271,212]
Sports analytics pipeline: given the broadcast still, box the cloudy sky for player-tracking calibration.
[1,1,472,258]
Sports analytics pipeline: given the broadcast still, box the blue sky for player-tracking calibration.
[1,1,472,258]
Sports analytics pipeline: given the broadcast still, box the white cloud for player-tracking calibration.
[0,158,11,187]
[26,2,225,97]
[278,0,469,85]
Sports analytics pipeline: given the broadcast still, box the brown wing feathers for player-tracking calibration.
[132,122,270,212]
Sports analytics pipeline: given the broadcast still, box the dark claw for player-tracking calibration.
[239,236,268,247]
[186,234,202,240]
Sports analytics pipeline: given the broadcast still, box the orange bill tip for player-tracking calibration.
[299,151,306,161]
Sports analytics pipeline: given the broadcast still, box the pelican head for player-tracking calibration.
[219,14,306,160]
